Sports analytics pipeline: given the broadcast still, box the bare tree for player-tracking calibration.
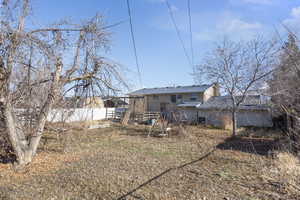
[195,37,279,136]
[0,0,126,166]
[269,32,300,150]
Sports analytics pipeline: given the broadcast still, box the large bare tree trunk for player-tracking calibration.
[3,102,31,165]
[1,66,30,165]
[232,109,237,137]
[2,59,62,166]
[0,0,126,167]
[28,59,62,160]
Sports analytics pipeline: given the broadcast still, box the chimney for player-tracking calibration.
[213,83,220,96]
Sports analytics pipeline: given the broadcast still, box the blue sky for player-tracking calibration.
[31,0,300,91]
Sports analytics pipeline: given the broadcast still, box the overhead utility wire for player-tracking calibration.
[165,0,193,67]
[187,0,195,67]
[103,20,128,30]
[126,0,143,87]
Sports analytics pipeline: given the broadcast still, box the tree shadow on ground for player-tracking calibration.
[0,154,16,164]
[116,149,215,200]
[0,133,16,164]
[0,140,16,164]
[217,136,277,156]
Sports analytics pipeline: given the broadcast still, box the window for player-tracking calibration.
[171,95,177,103]
[153,95,159,100]
[190,93,198,101]
[198,117,206,124]
[177,94,183,103]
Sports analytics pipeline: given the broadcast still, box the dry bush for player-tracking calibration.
[262,152,300,191]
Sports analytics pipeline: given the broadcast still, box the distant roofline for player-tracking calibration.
[196,104,270,111]
[195,95,268,111]
[128,84,215,96]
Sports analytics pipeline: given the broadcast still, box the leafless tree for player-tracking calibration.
[269,32,300,150]
[194,37,279,136]
[0,0,127,166]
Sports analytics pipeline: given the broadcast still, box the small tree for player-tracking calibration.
[0,0,126,166]
[195,37,279,136]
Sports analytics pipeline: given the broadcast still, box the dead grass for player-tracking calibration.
[0,123,299,200]
[275,152,300,176]
[261,152,300,194]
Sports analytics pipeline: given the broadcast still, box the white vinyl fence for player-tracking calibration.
[47,108,116,123]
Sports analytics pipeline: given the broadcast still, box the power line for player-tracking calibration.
[165,0,192,67]
[187,0,197,84]
[187,0,195,67]
[103,20,128,30]
[126,0,143,87]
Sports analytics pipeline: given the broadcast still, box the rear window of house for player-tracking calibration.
[190,93,198,101]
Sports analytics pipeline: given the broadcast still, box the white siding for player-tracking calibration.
[47,108,115,123]
[203,86,215,102]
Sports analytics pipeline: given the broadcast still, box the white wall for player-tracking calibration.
[198,109,273,128]
[47,108,115,123]
[203,86,214,102]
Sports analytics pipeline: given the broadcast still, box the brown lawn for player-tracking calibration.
[0,123,299,200]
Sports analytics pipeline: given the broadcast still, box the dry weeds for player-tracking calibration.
[262,152,300,195]
[0,123,298,200]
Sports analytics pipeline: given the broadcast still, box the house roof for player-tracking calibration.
[128,84,213,96]
[196,95,270,111]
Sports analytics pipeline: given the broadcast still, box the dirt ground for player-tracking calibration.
[0,123,299,200]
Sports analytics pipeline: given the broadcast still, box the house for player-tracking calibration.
[194,95,273,128]
[128,84,273,128]
[128,84,220,114]
[103,97,128,108]
[61,96,128,109]
[62,96,105,108]
[82,97,105,108]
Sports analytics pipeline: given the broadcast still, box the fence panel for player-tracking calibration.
[47,108,116,123]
